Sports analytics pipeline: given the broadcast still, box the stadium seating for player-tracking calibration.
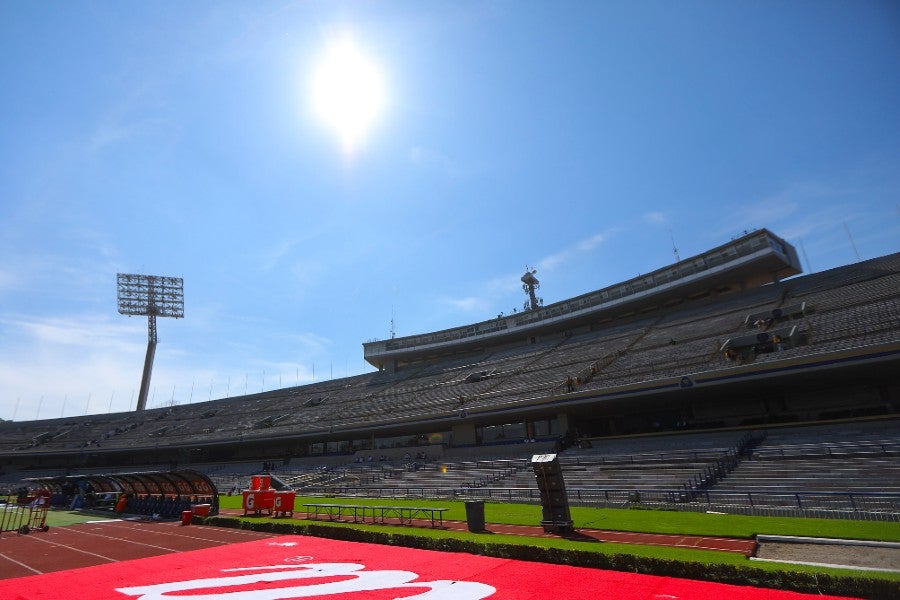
[1,249,897,520]
[6,254,895,451]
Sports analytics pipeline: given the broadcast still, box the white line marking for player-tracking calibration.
[68,528,180,552]
[0,552,43,575]
[108,521,273,544]
[22,535,118,562]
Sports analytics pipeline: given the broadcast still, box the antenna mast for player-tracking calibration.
[843,222,861,262]
[521,267,543,311]
[669,231,681,262]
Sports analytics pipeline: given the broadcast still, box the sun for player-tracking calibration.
[311,34,386,155]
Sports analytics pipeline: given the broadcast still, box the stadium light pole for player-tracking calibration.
[117,273,184,412]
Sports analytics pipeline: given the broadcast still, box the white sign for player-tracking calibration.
[117,562,496,599]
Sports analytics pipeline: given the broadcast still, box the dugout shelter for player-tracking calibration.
[25,469,218,517]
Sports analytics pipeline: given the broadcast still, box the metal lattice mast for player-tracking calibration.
[117,274,183,412]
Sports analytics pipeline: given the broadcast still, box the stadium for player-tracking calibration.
[1,228,898,598]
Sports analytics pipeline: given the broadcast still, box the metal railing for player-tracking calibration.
[296,485,900,522]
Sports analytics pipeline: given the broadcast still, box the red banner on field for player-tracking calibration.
[0,535,854,599]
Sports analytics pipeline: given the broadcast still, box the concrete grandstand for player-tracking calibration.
[2,228,898,520]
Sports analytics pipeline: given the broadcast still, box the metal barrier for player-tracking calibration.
[296,486,900,521]
[303,503,448,528]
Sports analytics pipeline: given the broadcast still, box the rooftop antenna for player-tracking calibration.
[390,305,396,339]
[521,267,543,311]
[799,238,812,273]
[669,230,681,262]
[843,221,861,262]
[117,273,184,412]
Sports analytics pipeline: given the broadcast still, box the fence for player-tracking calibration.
[297,485,900,522]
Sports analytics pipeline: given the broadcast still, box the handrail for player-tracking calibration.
[297,485,900,521]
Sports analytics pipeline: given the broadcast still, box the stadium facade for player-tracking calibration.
[1,228,898,473]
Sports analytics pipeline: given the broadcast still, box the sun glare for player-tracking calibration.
[311,34,386,155]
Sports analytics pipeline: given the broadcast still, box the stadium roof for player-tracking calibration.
[364,228,801,370]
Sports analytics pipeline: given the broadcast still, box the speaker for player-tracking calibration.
[531,454,573,533]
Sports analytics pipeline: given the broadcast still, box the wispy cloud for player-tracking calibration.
[711,179,900,271]
[0,313,146,418]
[7,315,141,351]
[264,330,334,358]
[538,230,611,273]
[442,295,491,313]
[408,145,468,178]
[0,310,318,418]
[258,238,300,271]
[288,259,327,288]
[74,67,181,153]
[714,181,834,240]
[86,122,139,154]
[642,211,668,225]
[735,199,800,227]
[0,247,120,307]
[85,115,179,155]
[576,232,606,252]
[443,230,613,315]
[0,267,21,294]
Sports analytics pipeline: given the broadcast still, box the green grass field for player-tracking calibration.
[32,496,899,584]
[1,507,102,530]
[215,494,900,583]
[43,509,109,527]
[218,494,900,542]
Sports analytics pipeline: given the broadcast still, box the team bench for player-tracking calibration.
[302,503,449,528]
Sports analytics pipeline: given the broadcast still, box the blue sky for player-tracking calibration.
[1,1,898,421]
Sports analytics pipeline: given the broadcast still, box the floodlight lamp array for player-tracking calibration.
[116,273,184,318]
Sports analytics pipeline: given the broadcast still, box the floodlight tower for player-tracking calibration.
[521,267,542,312]
[117,273,184,412]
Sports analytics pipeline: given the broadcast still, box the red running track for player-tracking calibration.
[0,517,275,579]
[446,520,757,556]
[0,534,855,599]
[218,509,758,556]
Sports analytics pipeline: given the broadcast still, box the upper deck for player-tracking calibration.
[363,229,801,371]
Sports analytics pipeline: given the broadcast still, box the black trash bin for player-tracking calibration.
[464,500,485,532]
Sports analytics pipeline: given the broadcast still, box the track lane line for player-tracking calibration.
[0,552,43,575]
[71,522,273,552]
[80,523,274,546]
[106,521,274,544]
[64,528,181,552]
[21,535,119,562]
